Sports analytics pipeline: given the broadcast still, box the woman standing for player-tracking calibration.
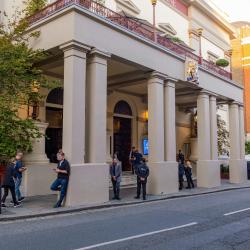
[1,158,21,207]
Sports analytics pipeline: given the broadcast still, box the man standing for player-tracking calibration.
[177,149,185,164]
[135,158,149,200]
[110,158,122,200]
[50,152,70,208]
[129,146,136,174]
[14,152,27,202]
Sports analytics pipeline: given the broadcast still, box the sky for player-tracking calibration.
[210,0,250,22]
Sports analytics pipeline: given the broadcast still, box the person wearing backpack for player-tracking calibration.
[134,158,149,200]
[1,158,21,208]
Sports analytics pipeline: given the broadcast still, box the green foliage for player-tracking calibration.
[245,141,250,155]
[217,114,229,155]
[24,0,47,16]
[0,2,54,162]
[216,58,229,67]
[170,36,183,44]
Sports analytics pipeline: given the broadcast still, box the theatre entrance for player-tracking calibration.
[113,100,133,171]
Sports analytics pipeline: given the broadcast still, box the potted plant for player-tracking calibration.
[216,58,229,68]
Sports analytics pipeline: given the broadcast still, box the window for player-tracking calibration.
[114,100,132,116]
[46,87,63,105]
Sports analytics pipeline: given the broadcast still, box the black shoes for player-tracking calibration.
[14,202,21,208]
[1,203,6,208]
[134,196,140,199]
[18,197,25,202]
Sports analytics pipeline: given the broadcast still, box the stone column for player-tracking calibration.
[147,72,165,164]
[60,41,89,165]
[147,72,178,195]
[197,92,220,188]
[86,49,110,163]
[164,78,177,162]
[210,96,218,160]
[229,102,247,183]
[60,42,110,206]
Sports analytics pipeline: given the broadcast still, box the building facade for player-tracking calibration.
[231,22,250,140]
[0,0,247,206]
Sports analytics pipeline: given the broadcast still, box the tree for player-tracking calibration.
[24,0,47,15]
[217,114,229,155]
[0,1,53,163]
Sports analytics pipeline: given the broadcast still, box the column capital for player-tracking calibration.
[89,48,111,59]
[60,40,91,58]
[149,71,167,81]
[229,101,243,107]
[88,48,111,66]
[164,77,178,88]
[209,95,217,102]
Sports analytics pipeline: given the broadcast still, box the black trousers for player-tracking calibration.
[186,175,194,188]
[1,186,18,204]
[111,179,120,198]
[179,175,184,190]
[136,176,147,199]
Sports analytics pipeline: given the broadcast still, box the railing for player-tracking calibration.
[29,0,232,80]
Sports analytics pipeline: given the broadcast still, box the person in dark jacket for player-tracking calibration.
[134,158,149,200]
[184,160,195,189]
[178,162,185,190]
[1,158,21,208]
[50,152,71,208]
[177,150,185,164]
[133,149,143,173]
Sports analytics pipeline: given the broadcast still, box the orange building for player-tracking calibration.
[232,22,250,138]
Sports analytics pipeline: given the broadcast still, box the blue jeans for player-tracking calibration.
[15,177,22,200]
[50,178,68,206]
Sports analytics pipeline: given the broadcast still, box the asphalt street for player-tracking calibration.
[1,189,250,250]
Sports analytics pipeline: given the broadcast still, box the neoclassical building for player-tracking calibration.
[1,0,247,206]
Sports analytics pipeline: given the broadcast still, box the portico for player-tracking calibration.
[21,1,247,206]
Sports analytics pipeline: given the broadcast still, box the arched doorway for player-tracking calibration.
[113,100,133,171]
[45,87,63,163]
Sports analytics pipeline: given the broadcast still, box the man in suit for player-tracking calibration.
[50,152,71,208]
[135,158,149,200]
[129,146,136,174]
[110,158,122,200]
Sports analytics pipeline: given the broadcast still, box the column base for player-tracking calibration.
[229,159,247,184]
[197,160,221,188]
[148,161,178,195]
[22,163,57,197]
[65,163,109,207]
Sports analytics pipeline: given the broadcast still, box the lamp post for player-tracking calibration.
[28,82,40,120]
[151,0,157,42]
[197,28,203,64]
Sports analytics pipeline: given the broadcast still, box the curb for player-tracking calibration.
[1,185,250,222]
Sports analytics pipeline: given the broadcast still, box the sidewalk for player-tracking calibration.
[1,180,250,222]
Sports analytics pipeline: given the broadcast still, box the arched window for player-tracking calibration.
[114,100,132,116]
[46,87,63,105]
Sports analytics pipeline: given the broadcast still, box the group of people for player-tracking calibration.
[1,149,71,209]
[177,150,195,190]
[1,152,26,208]
[110,147,150,201]
[1,147,194,209]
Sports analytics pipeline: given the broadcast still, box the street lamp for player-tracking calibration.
[28,82,40,120]
[197,28,203,64]
[151,0,157,42]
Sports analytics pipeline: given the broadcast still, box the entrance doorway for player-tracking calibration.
[113,117,132,171]
[45,87,63,163]
[113,100,133,171]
